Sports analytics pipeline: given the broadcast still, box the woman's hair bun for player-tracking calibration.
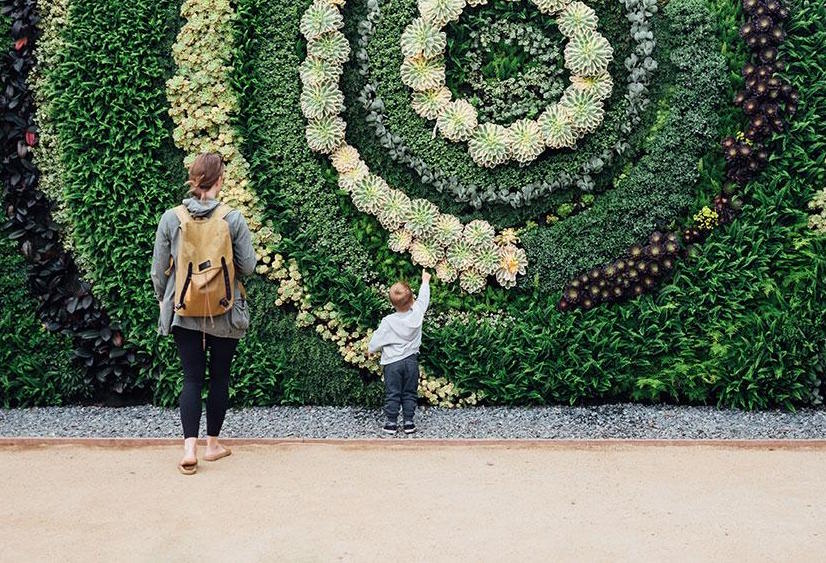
[187,153,225,196]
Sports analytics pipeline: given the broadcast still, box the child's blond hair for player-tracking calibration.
[389,281,413,311]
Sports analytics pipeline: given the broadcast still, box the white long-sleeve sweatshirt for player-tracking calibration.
[367,281,430,365]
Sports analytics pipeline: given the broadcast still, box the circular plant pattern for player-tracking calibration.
[356,0,655,211]
[300,0,528,292]
[299,0,671,294]
[401,0,614,167]
[446,19,567,126]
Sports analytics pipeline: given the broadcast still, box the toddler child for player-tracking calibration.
[368,270,431,434]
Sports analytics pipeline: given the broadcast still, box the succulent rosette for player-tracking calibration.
[410,238,445,268]
[405,198,440,238]
[447,238,476,271]
[459,269,487,294]
[378,190,413,231]
[388,229,413,252]
[307,30,350,64]
[411,86,453,120]
[299,0,344,40]
[436,99,478,142]
[299,57,342,87]
[432,214,465,247]
[419,0,467,27]
[401,17,447,58]
[507,119,546,163]
[564,31,614,76]
[468,123,512,168]
[331,144,361,173]
[306,115,346,154]
[496,245,529,288]
[538,104,577,149]
[463,220,496,249]
[400,56,446,91]
[435,260,459,283]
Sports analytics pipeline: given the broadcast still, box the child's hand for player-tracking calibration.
[422,270,432,283]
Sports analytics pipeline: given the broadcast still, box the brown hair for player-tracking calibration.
[389,281,414,311]
[187,153,225,199]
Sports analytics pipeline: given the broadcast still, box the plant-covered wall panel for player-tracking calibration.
[1,0,824,409]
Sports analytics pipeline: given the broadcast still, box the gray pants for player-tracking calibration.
[383,354,419,422]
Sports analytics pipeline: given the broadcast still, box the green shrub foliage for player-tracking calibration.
[48,0,186,393]
[0,0,822,409]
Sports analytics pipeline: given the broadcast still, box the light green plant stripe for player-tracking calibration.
[165,0,282,272]
[30,0,79,265]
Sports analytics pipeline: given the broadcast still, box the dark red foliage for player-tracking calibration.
[727,0,797,186]
[557,232,683,312]
[1,0,145,397]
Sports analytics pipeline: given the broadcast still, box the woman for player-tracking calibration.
[152,153,256,475]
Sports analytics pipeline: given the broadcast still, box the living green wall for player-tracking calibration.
[1,0,823,409]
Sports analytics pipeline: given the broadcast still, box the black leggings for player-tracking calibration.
[173,327,239,439]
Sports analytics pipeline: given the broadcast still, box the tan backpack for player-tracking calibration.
[172,203,236,318]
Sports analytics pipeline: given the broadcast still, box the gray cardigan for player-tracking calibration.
[151,198,257,339]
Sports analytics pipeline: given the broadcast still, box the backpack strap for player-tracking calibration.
[168,206,190,275]
[173,204,191,226]
[209,202,234,222]
[220,256,232,309]
[175,262,194,312]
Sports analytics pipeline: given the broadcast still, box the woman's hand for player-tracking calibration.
[422,270,432,284]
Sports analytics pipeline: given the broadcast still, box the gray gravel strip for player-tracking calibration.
[1,405,825,439]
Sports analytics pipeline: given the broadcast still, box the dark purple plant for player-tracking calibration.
[1,0,145,397]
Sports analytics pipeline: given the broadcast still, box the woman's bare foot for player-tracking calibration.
[180,437,198,470]
[204,436,231,461]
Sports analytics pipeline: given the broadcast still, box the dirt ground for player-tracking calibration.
[2,442,825,562]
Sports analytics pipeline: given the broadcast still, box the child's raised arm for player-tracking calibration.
[413,270,431,315]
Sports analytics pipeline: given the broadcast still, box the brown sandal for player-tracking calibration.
[178,460,198,475]
[204,448,232,462]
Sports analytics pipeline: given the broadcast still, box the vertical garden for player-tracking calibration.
[1,0,824,409]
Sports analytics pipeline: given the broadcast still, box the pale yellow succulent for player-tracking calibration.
[435,260,458,283]
[331,144,362,173]
[495,245,528,288]
[496,228,520,246]
[167,0,276,266]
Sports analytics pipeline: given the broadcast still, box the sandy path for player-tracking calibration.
[2,442,824,562]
